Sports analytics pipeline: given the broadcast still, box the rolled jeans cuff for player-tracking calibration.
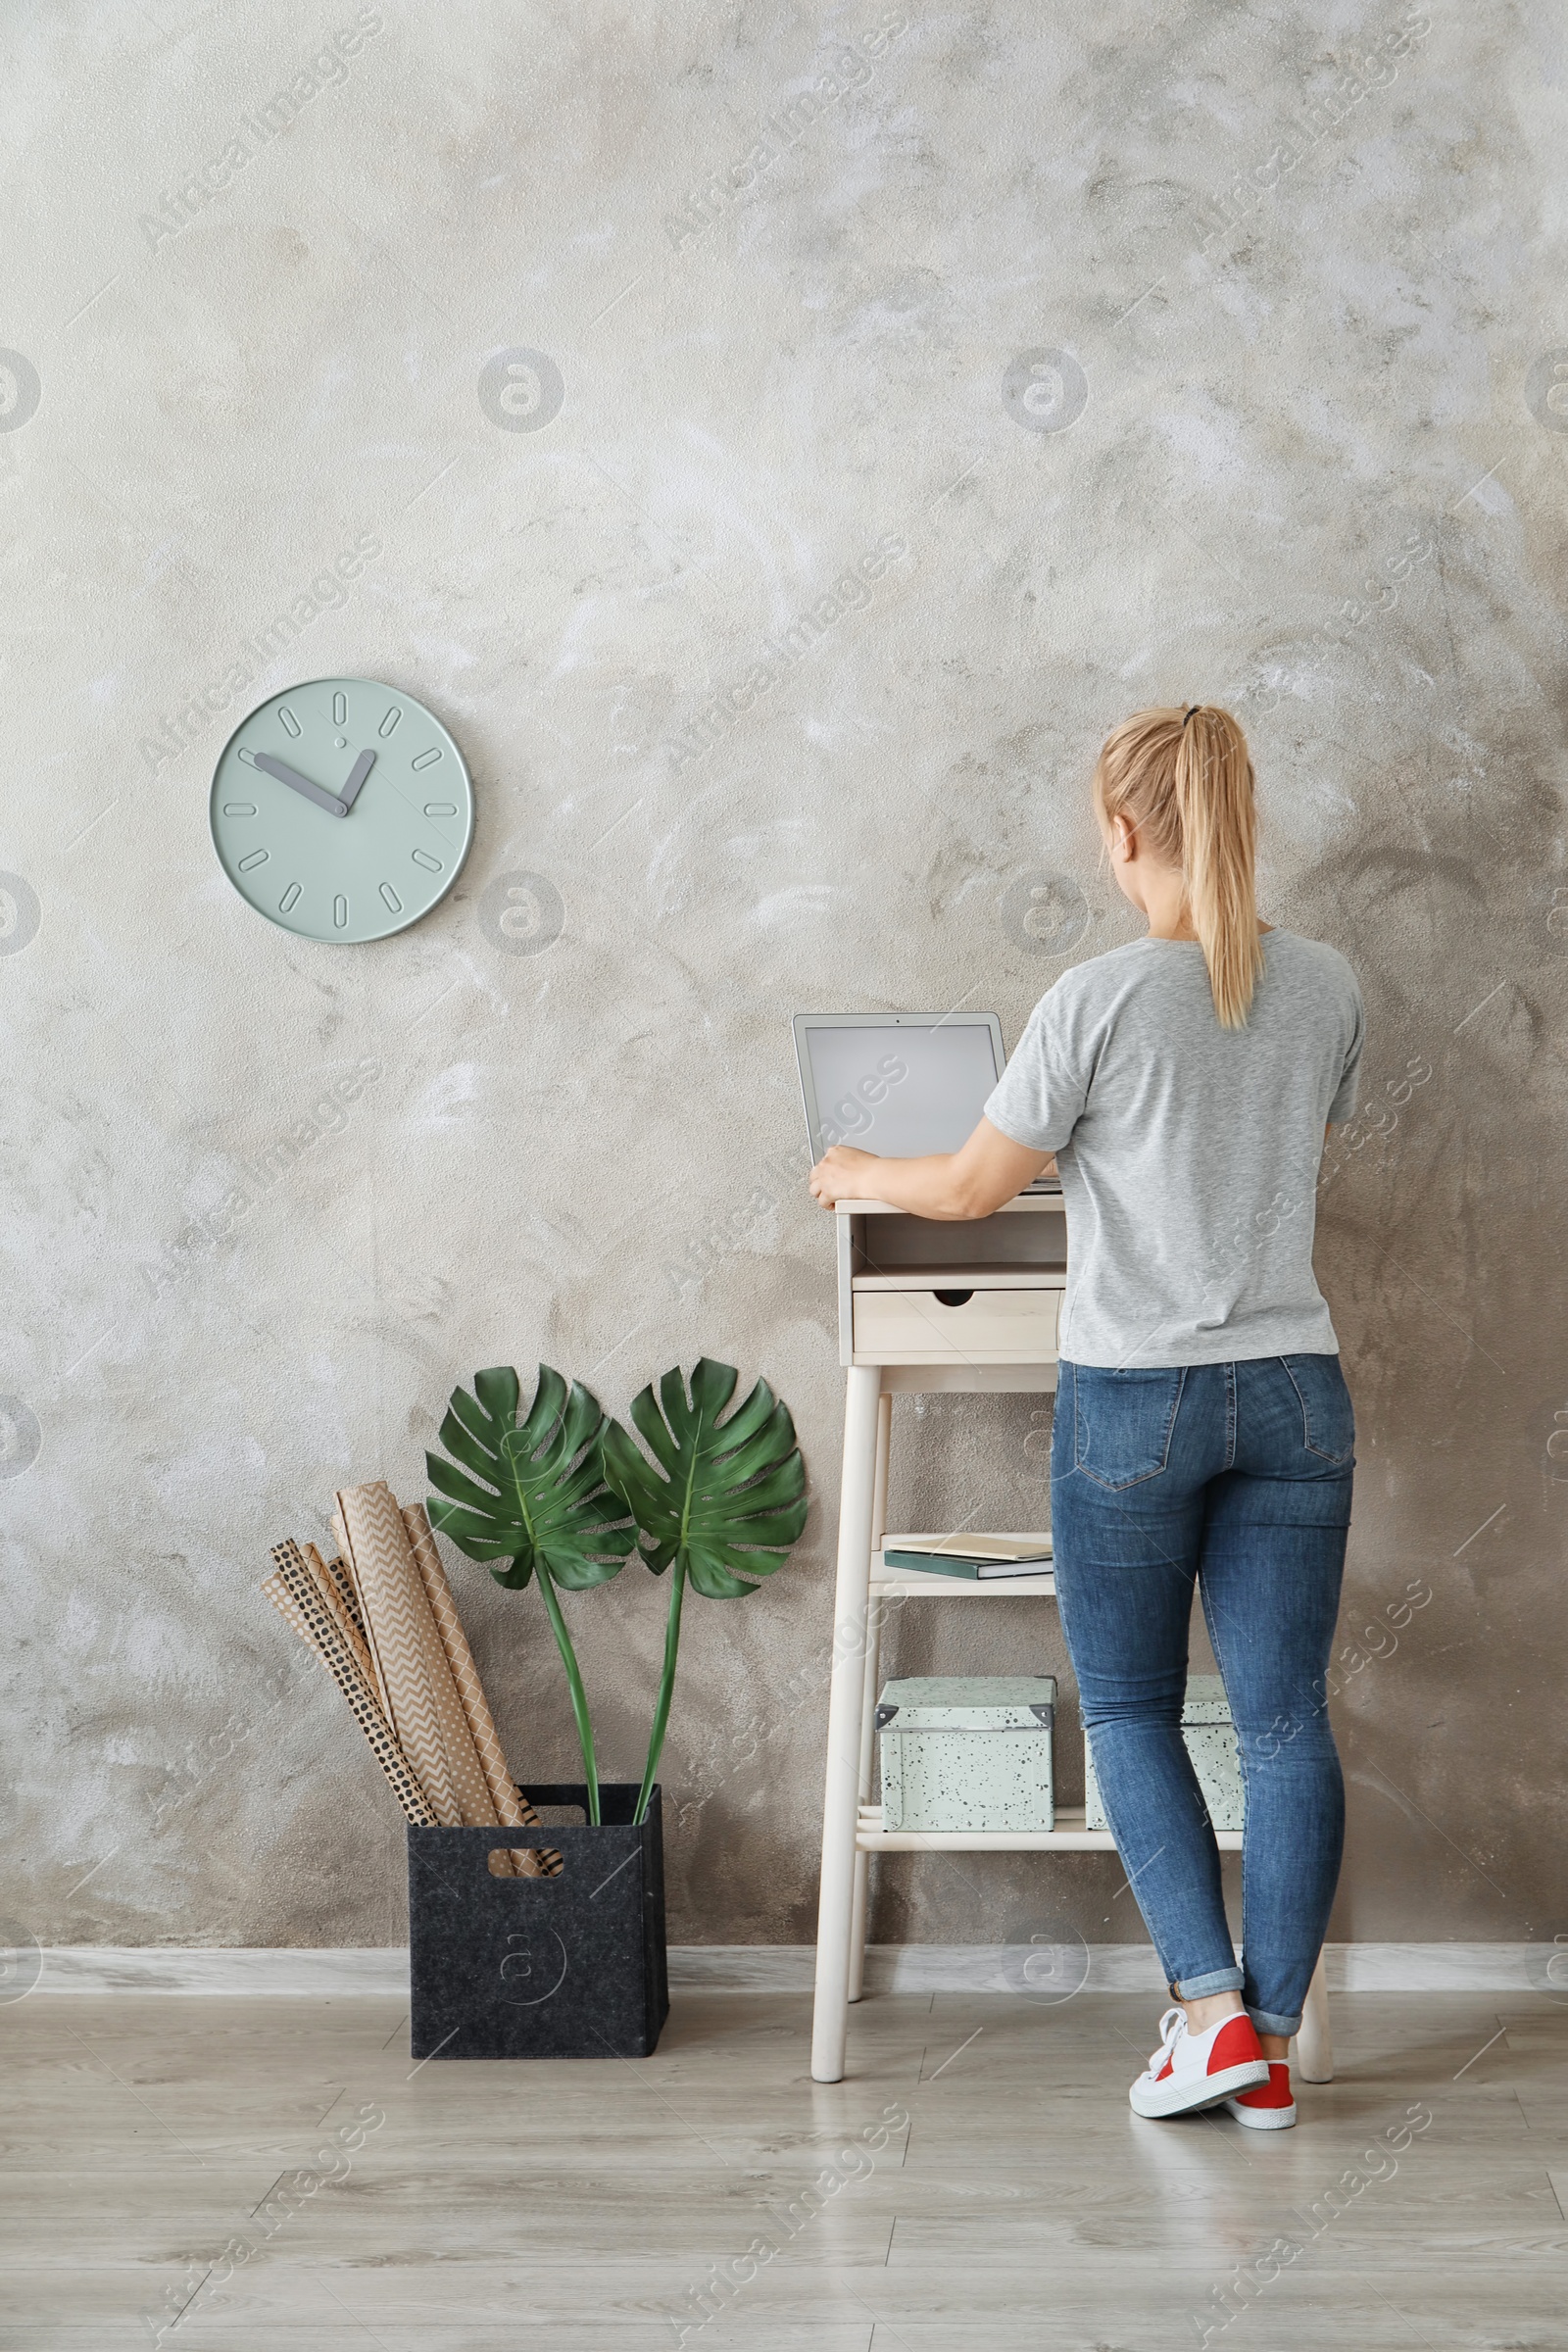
[1172,1966,1245,1999]
[1247,2005,1301,2037]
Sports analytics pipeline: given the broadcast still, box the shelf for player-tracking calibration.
[873,1538,1054,1598]
[873,1571,1056,1597]
[858,1804,1243,1853]
[872,1363,1060,1393]
[836,1196,1063,1216]
[851,1266,1066,1290]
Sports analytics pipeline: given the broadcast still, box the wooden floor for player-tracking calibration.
[3,1987,1565,2349]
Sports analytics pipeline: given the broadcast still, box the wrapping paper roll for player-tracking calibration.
[266,1491,552,1872]
[300,1542,376,1693]
[336,1481,496,1831]
[330,1508,382,1706]
[402,1502,560,1879]
[265,1546,437,1827]
[321,1552,366,1637]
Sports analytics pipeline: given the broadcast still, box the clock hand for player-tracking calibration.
[337,749,375,811]
[253,752,349,818]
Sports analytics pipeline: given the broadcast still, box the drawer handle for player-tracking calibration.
[933,1289,974,1307]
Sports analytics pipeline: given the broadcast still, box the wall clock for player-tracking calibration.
[210,678,474,942]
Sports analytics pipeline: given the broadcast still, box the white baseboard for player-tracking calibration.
[670,1943,1566,1994]
[34,1946,411,1995]
[21,1942,1563,1995]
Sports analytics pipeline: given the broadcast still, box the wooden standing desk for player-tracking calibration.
[808,1193,1334,2087]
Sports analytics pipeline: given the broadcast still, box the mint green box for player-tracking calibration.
[1083,1674,1245,1834]
[876,1677,1056,1833]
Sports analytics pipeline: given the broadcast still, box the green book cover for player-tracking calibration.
[883,1549,984,1579]
[883,1540,1053,1579]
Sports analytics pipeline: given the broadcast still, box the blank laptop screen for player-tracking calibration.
[799,1020,1004,1159]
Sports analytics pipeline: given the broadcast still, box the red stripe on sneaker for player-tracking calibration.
[1155,2058,1174,2080]
[1206,2015,1264,2076]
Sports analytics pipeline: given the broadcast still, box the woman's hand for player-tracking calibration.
[809,1145,880,1208]
[808,1120,1055,1220]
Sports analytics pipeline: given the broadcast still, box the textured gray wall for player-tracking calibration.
[4,1,1565,1957]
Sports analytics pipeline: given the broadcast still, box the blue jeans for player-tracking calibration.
[1051,1355,1353,2037]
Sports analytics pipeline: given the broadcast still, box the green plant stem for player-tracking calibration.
[635,1556,687,1826]
[535,1564,600,1826]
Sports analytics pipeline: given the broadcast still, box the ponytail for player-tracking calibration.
[1092,703,1263,1027]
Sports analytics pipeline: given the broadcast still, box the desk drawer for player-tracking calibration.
[853,1286,1060,1365]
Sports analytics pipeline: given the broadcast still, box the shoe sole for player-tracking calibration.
[1130,2057,1271,2119]
[1224,2096,1297,2129]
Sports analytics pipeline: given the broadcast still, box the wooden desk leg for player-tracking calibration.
[1296,1949,1334,2082]
[811,1365,882,2082]
[848,1390,893,2004]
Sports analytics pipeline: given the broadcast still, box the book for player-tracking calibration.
[882,1535,1054,1581]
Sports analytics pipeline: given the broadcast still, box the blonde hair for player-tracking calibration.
[1093,703,1263,1028]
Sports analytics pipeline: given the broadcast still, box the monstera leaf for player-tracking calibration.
[425,1364,633,1824]
[601,1359,808,1820]
[425,1364,634,1591]
[601,1357,808,1597]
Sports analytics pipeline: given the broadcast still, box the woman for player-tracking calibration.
[809,705,1362,2129]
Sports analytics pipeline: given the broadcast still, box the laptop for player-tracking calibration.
[791,1011,1060,1191]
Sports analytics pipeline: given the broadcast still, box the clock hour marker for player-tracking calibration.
[332,692,347,725]
[222,802,257,816]
[237,747,259,766]
[411,748,442,770]
[278,707,301,737]
[333,895,349,929]
[378,708,402,737]
[237,848,270,872]
[412,850,442,872]
[423,802,457,816]
[278,883,302,913]
[379,882,403,913]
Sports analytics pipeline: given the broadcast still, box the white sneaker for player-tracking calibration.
[1225,2060,1297,2129]
[1129,2005,1270,2119]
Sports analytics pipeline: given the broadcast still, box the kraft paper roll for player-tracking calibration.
[321,1551,366,1638]
[336,1482,494,1831]
[300,1542,376,1693]
[331,1507,384,1704]
[264,1547,437,1827]
[402,1502,560,1880]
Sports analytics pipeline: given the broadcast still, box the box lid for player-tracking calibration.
[1183,1674,1232,1725]
[877,1675,1056,1730]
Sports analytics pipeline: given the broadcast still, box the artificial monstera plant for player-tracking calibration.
[601,1358,808,1824]
[426,1356,808,1832]
[425,1364,634,1824]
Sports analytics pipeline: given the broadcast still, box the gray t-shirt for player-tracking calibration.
[985,930,1363,1369]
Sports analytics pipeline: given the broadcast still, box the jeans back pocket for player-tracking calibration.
[1070,1364,1187,1490]
[1282,1354,1355,1464]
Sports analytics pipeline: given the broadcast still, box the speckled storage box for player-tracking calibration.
[1083,1674,1245,1834]
[876,1676,1056,1833]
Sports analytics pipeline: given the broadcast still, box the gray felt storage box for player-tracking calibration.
[406,1783,667,2060]
[876,1676,1056,1833]
[1084,1674,1245,1834]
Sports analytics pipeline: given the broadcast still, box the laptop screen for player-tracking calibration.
[794,1015,1005,1160]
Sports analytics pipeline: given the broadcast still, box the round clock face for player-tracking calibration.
[210,678,474,943]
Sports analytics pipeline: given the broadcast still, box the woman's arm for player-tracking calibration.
[808,1116,1054,1220]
